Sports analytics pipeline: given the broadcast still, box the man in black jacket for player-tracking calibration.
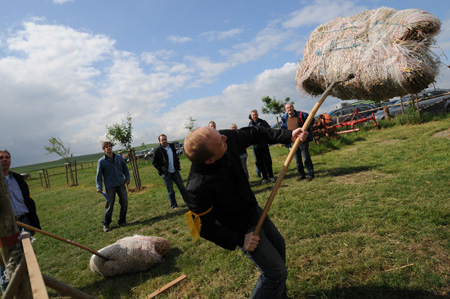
[152,134,187,209]
[248,109,275,184]
[1,149,41,293]
[184,126,308,299]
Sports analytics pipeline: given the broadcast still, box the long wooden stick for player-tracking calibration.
[147,274,187,299]
[21,232,49,299]
[16,222,109,261]
[253,81,338,236]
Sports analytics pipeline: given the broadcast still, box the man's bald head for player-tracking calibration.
[184,127,215,164]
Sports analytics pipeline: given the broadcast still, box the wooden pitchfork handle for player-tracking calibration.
[253,80,342,236]
[16,221,110,261]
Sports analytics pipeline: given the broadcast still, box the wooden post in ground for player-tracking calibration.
[400,96,405,115]
[383,106,390,120]
[415,93,421,117]
[0,171,33,298]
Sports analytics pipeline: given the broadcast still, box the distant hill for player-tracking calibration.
[10,140,184,173]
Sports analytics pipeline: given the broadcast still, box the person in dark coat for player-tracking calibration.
[1,149,41,293]
[152,134,187,209]
[248,109,275,184]
[183,126,308,299]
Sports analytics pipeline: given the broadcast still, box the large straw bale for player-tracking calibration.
[296,7,441,102]
[90,235,170,277]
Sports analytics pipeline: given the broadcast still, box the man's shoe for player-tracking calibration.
[261,179,269,185]
[173,206,179,210]
[296,177,306,181]
[269,177,276,183]
[103,225,110,232]
[307,177,314,181]
[119,222,128,227]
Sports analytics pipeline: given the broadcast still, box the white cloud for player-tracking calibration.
[200,28,244,41]
[153,62,340,140]
[283,0,367,28]
[220,26,290,66]
[53,0,73,4]
[167,35,193,44]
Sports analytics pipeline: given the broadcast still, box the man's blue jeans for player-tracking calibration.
[239,207,288,299]
[162,171,187,209]
[103,184,128,226]
[293,141,314,178]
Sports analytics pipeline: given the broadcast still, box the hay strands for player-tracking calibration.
[147,274,187,298]
[253,75,353,236]
[16,221,110,261]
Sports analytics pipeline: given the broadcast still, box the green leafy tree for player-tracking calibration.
[106,113,133,149]
[185,116,196,132]
[105,113,141,190]
[261,96,294,128]
[44,137,77,186]
[44,137,73,163]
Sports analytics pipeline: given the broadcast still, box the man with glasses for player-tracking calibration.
[96,142,130,232]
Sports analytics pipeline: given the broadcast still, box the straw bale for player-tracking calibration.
[296,7,441,102]
[89,235,170,277]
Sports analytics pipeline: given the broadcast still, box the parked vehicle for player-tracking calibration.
[374,89,450,120]
[327,104,376,124]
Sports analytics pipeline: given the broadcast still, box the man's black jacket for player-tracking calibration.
[11,171,41,230]
[185,126,292,250]
[152,143,181,176]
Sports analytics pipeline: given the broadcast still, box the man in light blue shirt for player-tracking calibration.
[96,142,130,232]
[1,149,41,293]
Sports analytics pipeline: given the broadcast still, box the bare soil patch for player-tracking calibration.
[432,128,450,139]
[334,170,392,184]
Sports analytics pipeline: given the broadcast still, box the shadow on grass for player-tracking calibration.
[316,165,377,178]
[118,207,189,229]
[301,285,450,299]
[78,247,184,298]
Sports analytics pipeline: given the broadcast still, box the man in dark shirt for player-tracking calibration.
[96,142,130,232]
[248,109,275,184]
[152,134,187,209]
[183,126,308,299]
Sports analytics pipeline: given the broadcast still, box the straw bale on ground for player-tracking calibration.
[90,235,170,277]
[296,7,441,102]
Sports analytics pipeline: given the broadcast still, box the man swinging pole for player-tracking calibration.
[183,125,308,298]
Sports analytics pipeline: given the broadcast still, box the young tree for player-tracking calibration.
[106,114,133,150]
[105,113,141,190]
[261,96,294,128]
[185,116,196,132]
[44,137,77,186]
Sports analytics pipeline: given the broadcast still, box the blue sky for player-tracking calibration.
[1,0,449,167]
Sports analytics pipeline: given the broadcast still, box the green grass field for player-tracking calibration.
[7,116,450,298]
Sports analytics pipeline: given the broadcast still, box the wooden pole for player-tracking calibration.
[42,273,96,299]
[16,222,109,261]
[2,256,27,299]
[253,81,338,236]
[147,274,187,299]
[400,96,405,115]
[21,232,49,299]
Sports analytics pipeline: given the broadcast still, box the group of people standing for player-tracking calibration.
[1,101,315,298]
[96,133,188,232]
